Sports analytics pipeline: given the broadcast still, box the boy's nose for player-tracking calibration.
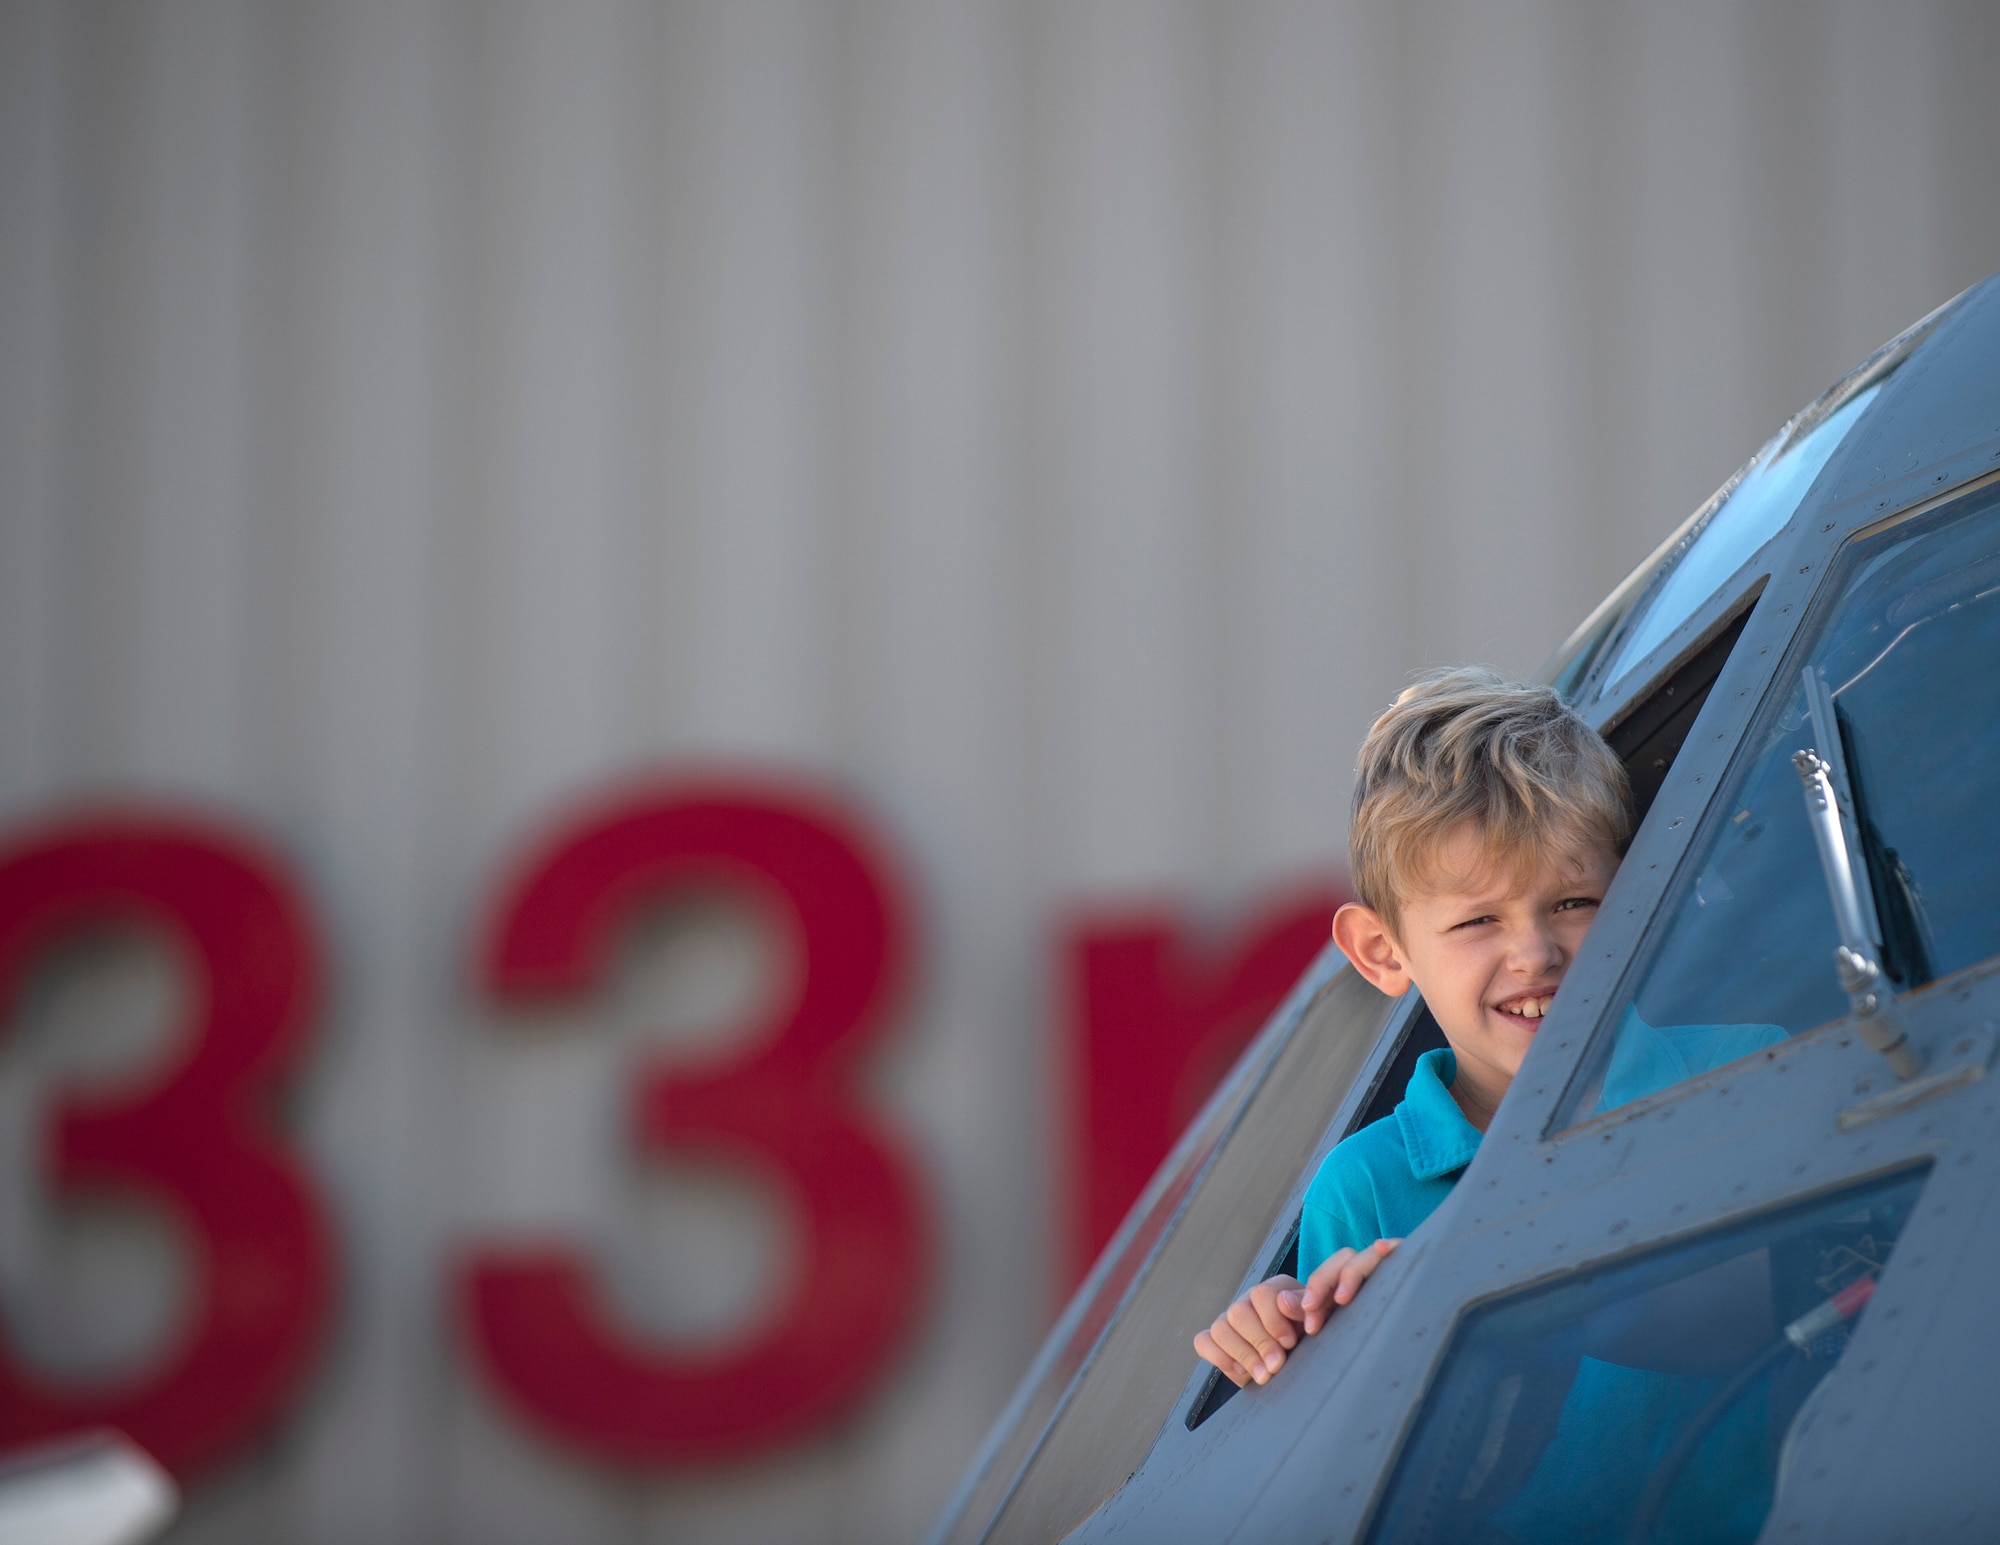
[1512,925,1567,974]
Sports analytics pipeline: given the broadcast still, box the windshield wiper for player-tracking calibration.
[1835,698,1937,989]
[1793,667,1923,1080]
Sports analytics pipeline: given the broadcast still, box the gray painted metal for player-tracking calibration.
[938,266,2000,1545]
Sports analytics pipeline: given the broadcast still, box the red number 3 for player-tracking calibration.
[0,815,332,1477]
[461,783,929,1464]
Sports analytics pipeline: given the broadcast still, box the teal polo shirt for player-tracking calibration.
[1299,1007,1787,1273]
[1298,1045,1475,1273]
[1297,1008,1789,1545]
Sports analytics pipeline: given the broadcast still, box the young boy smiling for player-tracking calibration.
[1196,667,1629,1390]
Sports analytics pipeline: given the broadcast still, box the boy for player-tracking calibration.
[1195,666,1630,1389]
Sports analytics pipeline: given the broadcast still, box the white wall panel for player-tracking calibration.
[475,0,653,812]
[1583,0,1762,585]
[1401,0,1597,677]
[0,0,63,810]
[48,2,153,789]
[1030,0,1220,896]
[834,6,1040,1543]
[120,0,254,795]
[1828,0,1946,345]
[1213,0,1401,881]
[1,5,1998,1543]
[266,5,454,1545]
[663,0,840,761]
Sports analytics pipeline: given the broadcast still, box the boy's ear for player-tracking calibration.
[1332,902,1414,998]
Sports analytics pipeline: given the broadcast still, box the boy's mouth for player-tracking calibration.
[1493,991,1556,1025]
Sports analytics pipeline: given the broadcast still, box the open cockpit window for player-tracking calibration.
[1184,1003,1450,1432]
[1364,1166,1927,1545]
[1601,597,1758,831]
[1563,478,2000,1125]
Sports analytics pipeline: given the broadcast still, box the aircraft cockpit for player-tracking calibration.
[931,266,2000,1545]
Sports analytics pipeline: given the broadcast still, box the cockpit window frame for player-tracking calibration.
[1549,462,2000,1139]
[1055,468,2000,1543]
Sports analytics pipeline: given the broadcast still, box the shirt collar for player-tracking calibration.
[1396,1046,1483,1181]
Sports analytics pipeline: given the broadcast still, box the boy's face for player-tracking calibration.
[1334,824,1621,1121]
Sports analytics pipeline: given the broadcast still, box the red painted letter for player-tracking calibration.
[461,781,928,1465]
[0,815,333,1477]
[1065,889,1340,1287]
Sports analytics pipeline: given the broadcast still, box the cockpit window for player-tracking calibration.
[1365,1166,1926,1545]
[1598,383,1881,696]
[1560,291,1964,709]
[1565,480,2000,1123]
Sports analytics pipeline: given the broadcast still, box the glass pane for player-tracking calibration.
[1542,564,1654,701]
[941,964,1398,1545]
[1569,483,2000,1121]
[1366,1167,1927,1545]
[1553,285,1962,708]
[1601,383,1881,693]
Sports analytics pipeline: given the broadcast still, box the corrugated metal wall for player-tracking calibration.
[0,2,1996,1541]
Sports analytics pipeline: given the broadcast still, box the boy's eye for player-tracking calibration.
[1554,897,1600,914]
[1451,914,1499,930]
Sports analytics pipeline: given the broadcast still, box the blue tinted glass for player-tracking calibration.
[1544,599,1628,701]
[1571,484,2000,1121]
[1603,384,1882,691]
[1366,1168,1925,1545]
[1543,567,1655,700]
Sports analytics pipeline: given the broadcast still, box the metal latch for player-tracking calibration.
[1838,1022,1993,1131]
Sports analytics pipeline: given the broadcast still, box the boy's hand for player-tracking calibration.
[1192,1239,1400,1388]
[1284,1236,1401,1335]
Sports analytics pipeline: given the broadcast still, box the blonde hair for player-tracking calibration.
[1350,666,1631,934]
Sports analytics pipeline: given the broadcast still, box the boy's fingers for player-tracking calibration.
[1333,1249,1381,1304]
[1193,1329,1250,1389]
[1223,1301,1288,1380]
[1210,1314,1277,1384]
[1195,1250,1405,1391]
[1332,1237,1401,1305]
[1295,1249,1357,1335]
[1298,1247,1356,1313]
[1267,1272,1309,1323]
[1246,1280,1303,1348]
[1297,1238,1404,1325]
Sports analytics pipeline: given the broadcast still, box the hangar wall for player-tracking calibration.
[1,2,1998,1542]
